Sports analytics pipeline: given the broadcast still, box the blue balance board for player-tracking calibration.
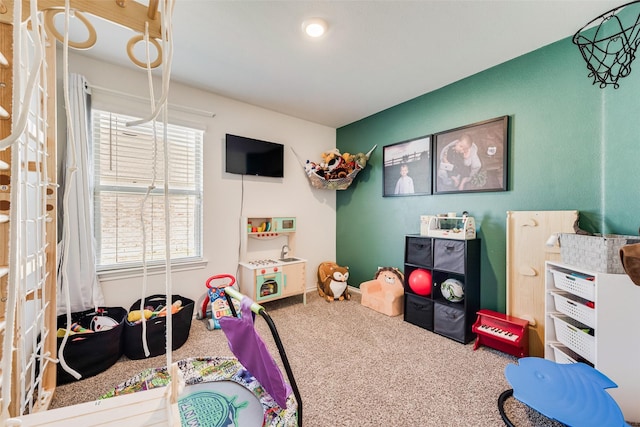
[505,357,629,427]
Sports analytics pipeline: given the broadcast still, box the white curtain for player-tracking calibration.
[57,74,104,315]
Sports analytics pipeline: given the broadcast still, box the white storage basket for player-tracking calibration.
[559,233,640,274]
[550,291,595,328]
[550,314,595,364]
[549,342,579,364]
[550,269,595,301]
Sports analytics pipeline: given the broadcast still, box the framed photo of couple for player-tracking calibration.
[433,115,509,194]
[382,135,432,197]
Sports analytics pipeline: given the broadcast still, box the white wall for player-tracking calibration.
[65,52,336,309]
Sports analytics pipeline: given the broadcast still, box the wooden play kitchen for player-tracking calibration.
[238,217,306,304]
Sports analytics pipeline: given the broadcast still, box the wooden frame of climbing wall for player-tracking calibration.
[0,0,59,417]
[1,0,167,419]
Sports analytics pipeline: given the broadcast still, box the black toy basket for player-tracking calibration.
[123,294,194,360]
[56,306,127,385]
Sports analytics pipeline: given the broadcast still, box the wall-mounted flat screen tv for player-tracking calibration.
[225,134,284,178]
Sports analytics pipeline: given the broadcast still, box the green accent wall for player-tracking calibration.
[336,35,640,313]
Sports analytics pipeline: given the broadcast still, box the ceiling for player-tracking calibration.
[64,0,625,128]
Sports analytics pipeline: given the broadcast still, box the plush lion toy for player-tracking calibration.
[360,266,405,316]
[317,261,350,302]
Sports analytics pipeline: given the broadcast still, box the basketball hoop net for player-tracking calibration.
[573,0,640,88]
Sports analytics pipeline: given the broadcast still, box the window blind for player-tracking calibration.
[92,110,203,269]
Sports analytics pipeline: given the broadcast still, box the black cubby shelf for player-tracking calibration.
[403,235,481,344]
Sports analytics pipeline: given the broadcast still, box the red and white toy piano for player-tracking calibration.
[472,309,529,358]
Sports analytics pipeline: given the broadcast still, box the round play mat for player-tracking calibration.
[101,356,298,426]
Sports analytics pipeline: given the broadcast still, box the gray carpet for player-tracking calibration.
[50,291,635,426]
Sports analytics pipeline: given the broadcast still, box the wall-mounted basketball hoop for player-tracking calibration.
[573,0,640,88]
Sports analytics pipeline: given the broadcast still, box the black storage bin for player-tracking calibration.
[56,306,127,385]
[404,293,434,331]
[433,240,465,274]
[405,237,432,267]
[124,294,194,360]
[434,303,466,342]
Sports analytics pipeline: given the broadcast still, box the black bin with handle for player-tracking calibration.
[123,294,194,359]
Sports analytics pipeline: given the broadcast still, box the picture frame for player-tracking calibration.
[433,115,509,194]
[382,135,432,197]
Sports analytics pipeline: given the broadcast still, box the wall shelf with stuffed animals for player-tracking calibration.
[292,146,377,190]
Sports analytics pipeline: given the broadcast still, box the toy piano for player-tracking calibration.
[472,309,529,358]
[420,215,476,240]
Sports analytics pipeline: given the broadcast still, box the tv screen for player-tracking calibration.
[225,134,284,178]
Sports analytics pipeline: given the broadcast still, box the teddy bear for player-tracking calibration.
[317,261,351,302]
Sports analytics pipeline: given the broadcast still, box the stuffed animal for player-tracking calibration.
[317,261,350,302]
[342,152,354,164]
[353,152,369,169]
[320,148,341,166]
[374,266,404,286]
[360,266,405,316]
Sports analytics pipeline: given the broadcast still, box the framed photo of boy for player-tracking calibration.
[433,115,509,194]
[382,135,432,197]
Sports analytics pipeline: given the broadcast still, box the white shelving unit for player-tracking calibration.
[545,261,640,423]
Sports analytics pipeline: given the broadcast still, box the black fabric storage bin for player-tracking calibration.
[124,294,194,360]
[433,240,465,274]
[406,237,432,267]
[56,306,127,385]
[404,293,434,331]
[434,303,465,341]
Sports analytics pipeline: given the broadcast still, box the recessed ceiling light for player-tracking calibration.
[302,18,328,38]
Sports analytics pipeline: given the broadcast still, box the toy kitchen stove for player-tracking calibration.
[240,259,284,302]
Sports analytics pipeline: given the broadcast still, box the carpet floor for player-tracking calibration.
[49,291,637,426]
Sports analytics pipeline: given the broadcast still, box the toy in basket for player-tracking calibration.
[295,145,376,190]
[196,274,241,331]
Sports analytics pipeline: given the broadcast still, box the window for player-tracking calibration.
[92,110,203,270]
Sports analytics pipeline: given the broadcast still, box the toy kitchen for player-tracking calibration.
[238,217,307,304]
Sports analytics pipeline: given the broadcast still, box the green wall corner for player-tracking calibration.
[336,36,640,313]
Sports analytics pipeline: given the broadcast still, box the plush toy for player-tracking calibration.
[342,152,354,164]
[353,152,369,169]
[127,300,182,324]
[127,309,153,323]
[320,148,341,167]
[317,261,350,302]
[360,266,405,316]
[374,266,404,286]
[306,148,367,182]
[303,145,375,189]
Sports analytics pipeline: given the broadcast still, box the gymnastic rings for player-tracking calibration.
[43,9,97,50]
[126,34,163,69]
